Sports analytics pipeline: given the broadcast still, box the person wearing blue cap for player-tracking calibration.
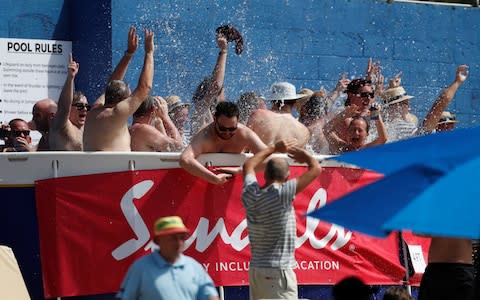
[116,216,219,300]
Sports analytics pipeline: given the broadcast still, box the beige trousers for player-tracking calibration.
[249,267,298,300]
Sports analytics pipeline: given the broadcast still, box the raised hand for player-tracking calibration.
[127,26,139,54]
[456,64,469,83]
[335,74,351,93]
[216,34,228,52]
[389,71,402,88]
[144,29,155,54]
[274,139,297,153]
[287,146,311,164]
[153,96,168,118]
[366,58,381,82]
[68,53,79,78]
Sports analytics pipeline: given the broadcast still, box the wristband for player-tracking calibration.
[219,50,227,55]
[124,51,134,57]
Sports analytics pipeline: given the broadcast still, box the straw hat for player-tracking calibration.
[296,88,314,108]
[153,216,189,237]
[265,82,304,101]
[438,111,458,124]
[383,86,414,106]
[166,95,190,113]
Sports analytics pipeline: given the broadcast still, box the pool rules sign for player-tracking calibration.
[0,38,71,127]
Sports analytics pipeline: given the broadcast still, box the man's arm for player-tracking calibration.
[52,53,78,128]
[244,127,268,154]
[153,97,182,150]
[421,64,468,133]
[118,29,154,114]
[179,135,232,185]
[93,27,139,107]
[243,140,294,177]
[288,147,322,194]
[209,34,228,102]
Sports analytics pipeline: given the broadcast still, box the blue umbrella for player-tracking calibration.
[330,126,480,175]
[308,156,480,239]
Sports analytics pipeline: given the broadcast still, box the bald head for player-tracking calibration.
[265,157,290,182]
[32,98,57,132]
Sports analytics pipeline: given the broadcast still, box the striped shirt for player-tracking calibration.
[385,118,418,143]
[241,174,297,268]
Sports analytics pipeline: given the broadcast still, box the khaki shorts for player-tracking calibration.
[249,267,298,300]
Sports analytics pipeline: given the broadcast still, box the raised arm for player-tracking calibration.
[153,96,182,150]
[122,29,154,112]
[52,53,78,128]
[287,147,322,194]
[209,34,228,102]
[421,64,468,133]
[243,140,293,177]
[365,105,388,147]
[325,74,350,113]
[93,27,139,107]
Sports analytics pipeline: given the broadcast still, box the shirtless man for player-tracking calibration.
[30,98,57,151]
[130,96,182,152]
[180,101,266,185]
[322,78,375,153]
[49,53,88,151]
[83,27,154,151]
[419,238,473,300]
[247,82,310,148]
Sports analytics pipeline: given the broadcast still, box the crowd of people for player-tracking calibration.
[0,25,474,300]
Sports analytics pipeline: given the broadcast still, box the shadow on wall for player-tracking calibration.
[8,4,70,40]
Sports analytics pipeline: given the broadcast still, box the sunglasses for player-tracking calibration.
[356,92,375,99]
[10,130,30,137]
[72,103,91,111]
[216,122,237,132]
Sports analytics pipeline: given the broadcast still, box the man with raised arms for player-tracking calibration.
[83,27,154,151]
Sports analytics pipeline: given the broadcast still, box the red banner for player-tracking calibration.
[36,167,406,298]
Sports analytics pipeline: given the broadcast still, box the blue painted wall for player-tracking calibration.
[1,0,479,127]
[110,0,480,128]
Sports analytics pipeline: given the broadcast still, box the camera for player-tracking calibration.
[0,127,10,140]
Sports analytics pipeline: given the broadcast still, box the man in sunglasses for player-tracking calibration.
[49,53,89,151]
[322,78,377,154]
[1,119,34,152]
[180,101,267,185]
[83,27,154,151]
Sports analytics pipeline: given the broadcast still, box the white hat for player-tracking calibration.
[266,82,304,101]
[438,111,458,124]
[166,95,190,113]
[383,86,414,106]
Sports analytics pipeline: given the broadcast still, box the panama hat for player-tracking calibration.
[438,111,458,124]
[153,216,189,237]
[266,82,304,101]
[166,95,190,113]
[383,86,414,106]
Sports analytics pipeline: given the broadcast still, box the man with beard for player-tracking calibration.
[180,101,266,185]
[50,53,88,151]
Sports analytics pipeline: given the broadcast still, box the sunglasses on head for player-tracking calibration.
[356,92,375,99]
[72,103,91,111]
[10,130,30,137]
[216,122,237,132]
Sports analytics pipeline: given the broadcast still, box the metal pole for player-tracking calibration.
[219,286,225,300]
[400,232,413,295]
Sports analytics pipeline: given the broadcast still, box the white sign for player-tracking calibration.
[407,244,427,274]
[0,38,72,143]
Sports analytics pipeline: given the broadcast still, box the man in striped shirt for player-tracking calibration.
[241,140,322,300]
